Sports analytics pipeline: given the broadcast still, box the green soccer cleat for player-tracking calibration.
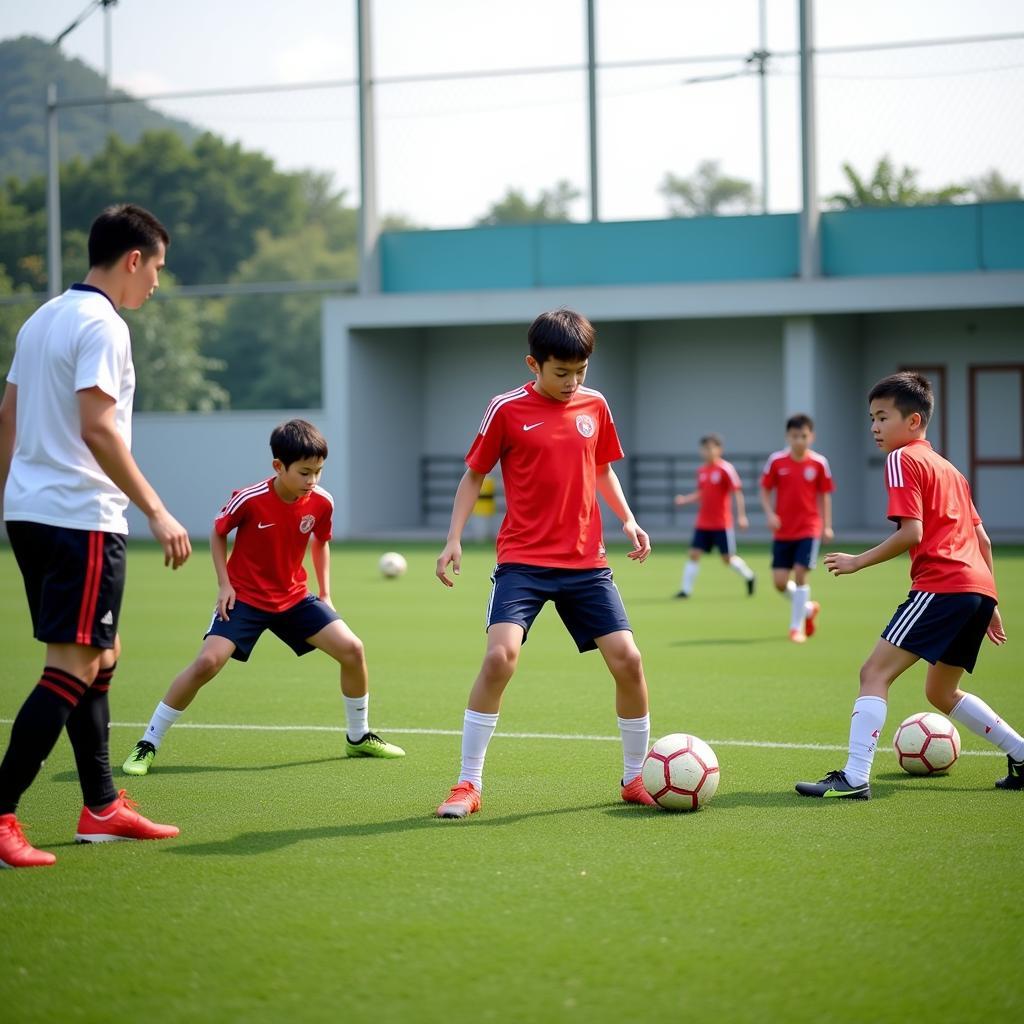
[122,740,157,776]
[794,769,870,800]
[345,731,406,759]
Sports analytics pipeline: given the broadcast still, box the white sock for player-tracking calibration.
[343,694,369,742]
[618,714,651,783]
[728,555,754,581]
[843,696,887,786]
[681,561,700,594]
[950,694,1024,761]
[791,585,810,631]
[459,709,499,790]
[143,701,182,750]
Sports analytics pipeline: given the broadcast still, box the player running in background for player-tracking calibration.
[0,204,190,869]
[122,419,404,775]
[796,372,1022,799]
[760,414,834,643]
[673,433,756,599]
[434,308,654,818]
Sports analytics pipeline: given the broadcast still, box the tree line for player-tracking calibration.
[2,136,1019,412]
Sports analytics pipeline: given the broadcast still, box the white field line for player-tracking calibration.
[0,719,1002,756]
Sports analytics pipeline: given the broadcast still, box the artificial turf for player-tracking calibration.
[1,539,1021,1023]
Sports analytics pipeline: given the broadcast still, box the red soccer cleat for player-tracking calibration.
[75,790,180,843]
[621,775,656,806]
[789,628,807,644]
[0,814,56,868]
[436,780,481,819]
[804,601,821,638]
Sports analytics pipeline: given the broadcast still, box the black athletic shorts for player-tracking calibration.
[882,591,997,673]
[7,520,127,649]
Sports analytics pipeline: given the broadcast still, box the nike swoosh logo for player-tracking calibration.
[258,522,275,529]
[523,422,544,431]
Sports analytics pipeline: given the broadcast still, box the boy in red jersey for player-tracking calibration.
[760,414,834,643]
[433,309,654,818]
[796,372,1022,799]
[122,419,404,775]
[673,433,756,598]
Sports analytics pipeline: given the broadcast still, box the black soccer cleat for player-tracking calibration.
[795,769,871,800]
[747,575,756,597]
[674,591,689,599]
[995,755,1024,790]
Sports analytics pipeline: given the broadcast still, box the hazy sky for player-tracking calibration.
[4,1,1023,226]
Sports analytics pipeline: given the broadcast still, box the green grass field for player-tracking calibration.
[1,539,1021,1023]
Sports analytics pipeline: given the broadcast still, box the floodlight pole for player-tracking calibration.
[586,0,599,222]
[757,0,769,214]
[356,0,380,294]
[46,83,63,298]
[798,0,820,277]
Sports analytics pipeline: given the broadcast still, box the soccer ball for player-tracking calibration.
[378,551,408,578]
[893,712,961,775]
[641,733,720,811]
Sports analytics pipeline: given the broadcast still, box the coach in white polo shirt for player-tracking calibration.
[0,204,191,869]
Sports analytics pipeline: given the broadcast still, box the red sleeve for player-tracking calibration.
[969,500,981,528]
[819,473,835,494]
[886,452,923,523]
[724,461,743,491]
[466,405,504,474]
[213,490,246,536]
[595,402,624,466]
[760,462,776,490]
[314,497,333,542]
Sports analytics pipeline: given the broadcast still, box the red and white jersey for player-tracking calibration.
[694,459,743,531]
[213,478,334,612]
[884,440,996,599]
[466,381,624,569]
[760,449,834,540]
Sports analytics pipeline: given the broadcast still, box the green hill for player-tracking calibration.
[0,35,200,182]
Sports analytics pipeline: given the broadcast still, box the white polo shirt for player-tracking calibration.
[4,284,135,533]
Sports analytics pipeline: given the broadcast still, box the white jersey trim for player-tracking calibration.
[886,449,905,488]
[220,481,270,518]
[478,387,529,435]
[313,484,334,507]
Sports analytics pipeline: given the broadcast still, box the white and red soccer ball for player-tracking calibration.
[893,712,961,775]
[641,733,720,811]
[378,551,408,578]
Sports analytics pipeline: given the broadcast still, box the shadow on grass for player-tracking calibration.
[603,785,895,815]
[49,756,349,784]
[872,769,993,792]
[165,800,616,856]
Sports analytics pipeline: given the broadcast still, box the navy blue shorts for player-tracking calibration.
[205,594,340,662]
[486,564,632,653]
[7,520,126,649]
[881,591,997,673]
[772,537,820,570]
[691,528,735,556]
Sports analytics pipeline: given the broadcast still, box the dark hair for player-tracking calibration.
[527,308,595,366]
[868,371,933,426]
[700,433,723,448]
[786,413,814,432]
[88,204,170,268]
[271,419,328,467]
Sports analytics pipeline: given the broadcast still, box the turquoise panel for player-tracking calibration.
[535,215,799,286]
[980,202,1024,270]
[380,226,537,292]
[822,206,979,276]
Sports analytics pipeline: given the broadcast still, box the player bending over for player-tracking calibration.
[673,433,756,599]
[122,419,404,775]
[759,414,834,643]
[0,204,189,868]
[796,372,1023,799]
[434,308,655,819]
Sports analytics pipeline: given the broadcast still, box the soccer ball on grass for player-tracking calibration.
[893,712,961,775]
[378,551,408,578]
[641,733,720,811]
